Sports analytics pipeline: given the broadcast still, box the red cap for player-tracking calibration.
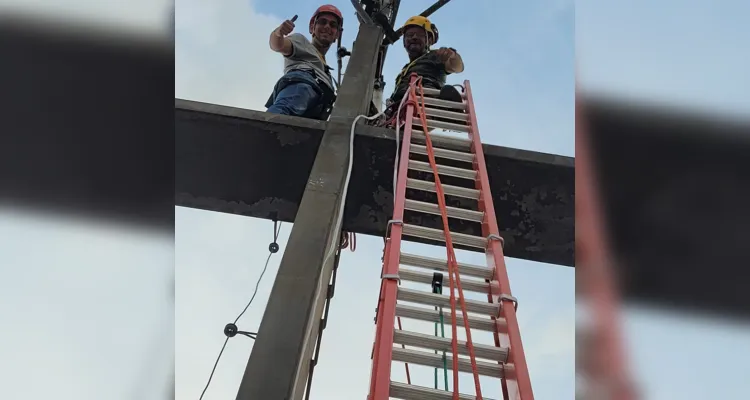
[310,4,344,28]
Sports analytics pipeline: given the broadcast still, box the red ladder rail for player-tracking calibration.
[465,80,534,400]
[575,93,637,400]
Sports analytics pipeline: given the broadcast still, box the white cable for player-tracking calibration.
[296,82,422,393]
[325,79,419,267]
[328,79,422,393]
[324,109,386,265]
[294,104,388,394]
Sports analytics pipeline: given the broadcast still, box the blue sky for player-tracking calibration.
[576,0,750,117]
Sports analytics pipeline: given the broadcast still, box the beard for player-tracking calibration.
[314,31,336,46]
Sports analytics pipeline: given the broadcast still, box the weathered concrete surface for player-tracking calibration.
[175,99,575,267]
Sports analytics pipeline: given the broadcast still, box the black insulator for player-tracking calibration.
[224,323,238,337]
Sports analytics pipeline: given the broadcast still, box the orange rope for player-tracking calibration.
[415,79,484,399]
[339,231,356,251]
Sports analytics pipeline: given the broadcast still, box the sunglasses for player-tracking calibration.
[403,31,427,40]
[315,17,339,29]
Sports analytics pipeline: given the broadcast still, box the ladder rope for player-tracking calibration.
[414,79,484,399]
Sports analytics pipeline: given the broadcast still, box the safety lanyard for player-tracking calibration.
[314,48,328,67]
[395,52,428,87]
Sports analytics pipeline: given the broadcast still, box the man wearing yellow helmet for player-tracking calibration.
[387,16,464,108]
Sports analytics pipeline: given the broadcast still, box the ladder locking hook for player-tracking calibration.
[487,233,505,248]
[498,294,519,311]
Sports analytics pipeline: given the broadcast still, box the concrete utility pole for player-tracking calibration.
[234,13,387,400]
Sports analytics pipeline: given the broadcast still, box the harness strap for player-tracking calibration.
[265,69,337,120]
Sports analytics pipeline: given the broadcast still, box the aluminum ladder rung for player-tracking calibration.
[404,199,484,222]
[402,223,488,249]
[397,287,500,317]
[400,252,494,280]
[414,118,471,133]
[418,86,468,100]
[419,96,467,111]
[399,268,492,295]
[393,329,509,362]
[410,143,474,163]
[411,131,472,151]
[406,178,480,200]
[418,87,441,97]
[395,304,505,333]
[392,347,504,378]
[390,381,498,400]
[421,107,469,123]
[408,160,477,180]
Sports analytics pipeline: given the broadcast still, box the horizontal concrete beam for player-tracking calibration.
[175,99,575,267]
[583,95,750,317]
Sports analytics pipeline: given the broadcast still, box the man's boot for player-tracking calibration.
[438,85,463,103]
[427,85,465,127]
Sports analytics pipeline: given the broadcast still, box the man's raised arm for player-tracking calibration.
[435,47,465,74]
[269,15,297,56]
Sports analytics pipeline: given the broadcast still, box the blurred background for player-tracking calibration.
[0,0,748,399]
[575,1,750,398]
[0,1,174,399]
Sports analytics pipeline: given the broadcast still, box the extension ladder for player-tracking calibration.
[367,74,534,400]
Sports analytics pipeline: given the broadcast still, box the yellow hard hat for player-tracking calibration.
[429,22,439,45]
[402,15,434,37]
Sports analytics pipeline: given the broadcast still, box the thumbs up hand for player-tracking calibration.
[277,15,297,36]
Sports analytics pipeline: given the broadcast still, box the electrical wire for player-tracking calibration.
[233,251,274,325]
[196,78,418,400]
[198,337,230,400]
[201,78,418,400]
[198,222,283,400]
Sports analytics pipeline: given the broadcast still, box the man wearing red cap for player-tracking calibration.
[265,5,343,120]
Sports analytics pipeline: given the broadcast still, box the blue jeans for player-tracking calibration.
[266,70,322,118]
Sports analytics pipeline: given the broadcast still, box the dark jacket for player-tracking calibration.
[389,50,448,103]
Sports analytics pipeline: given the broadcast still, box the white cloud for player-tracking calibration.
[175,0,284,110]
